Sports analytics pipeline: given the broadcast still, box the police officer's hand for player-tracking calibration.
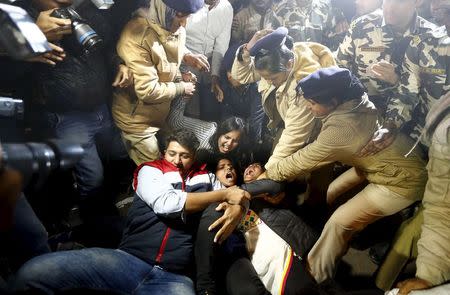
[36,9,72,41]
[181,71,197,83]
[368,60,399,85]
[183,53,210,72]
[263,192,285,205]
[181,81,196,97]
[246,29,273,52]
[397,278,432,295]
[357,124,397,157]
[211,75,224,102]
[27,42,66,66]
[208,202,245,244]
[112,64,134,88]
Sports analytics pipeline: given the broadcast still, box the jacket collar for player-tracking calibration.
[322,94,376,121]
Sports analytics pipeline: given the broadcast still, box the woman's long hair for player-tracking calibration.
[209,116,246,154]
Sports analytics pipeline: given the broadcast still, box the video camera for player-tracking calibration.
[0,95,84,190]
[1,140,84,190]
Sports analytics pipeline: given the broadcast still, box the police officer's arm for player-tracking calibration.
[358,41,421,157]
[385,43,421,130]
[265,96,316,169]
[116,18,193,104]
[266,123,356,182]
[230,29,274,84]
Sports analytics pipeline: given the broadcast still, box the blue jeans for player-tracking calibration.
[13,248,195,295]
[38,104,127,198]
[1,194,50,270]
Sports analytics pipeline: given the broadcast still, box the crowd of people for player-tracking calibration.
[0,0,449,294]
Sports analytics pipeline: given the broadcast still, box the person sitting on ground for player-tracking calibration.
[261,67,427,284]
[12,129,251,295]
[203,157,319,295]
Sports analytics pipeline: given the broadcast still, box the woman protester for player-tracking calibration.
[262,67,427,284]
[112,0,210,165]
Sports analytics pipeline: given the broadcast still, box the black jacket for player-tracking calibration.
[32,2,114,112]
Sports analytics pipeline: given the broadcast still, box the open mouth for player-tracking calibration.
[225,171,234,180]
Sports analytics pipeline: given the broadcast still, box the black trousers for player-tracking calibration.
[195,203,269,295]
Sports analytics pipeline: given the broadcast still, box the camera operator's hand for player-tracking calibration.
[208,202,245,244]
[181,81,196,97]
[112,64,134,88]
[36,9,72,41]
[27,42,66,66]
[183,53,210,72]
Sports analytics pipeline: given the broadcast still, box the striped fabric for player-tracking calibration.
[167,96,217,151]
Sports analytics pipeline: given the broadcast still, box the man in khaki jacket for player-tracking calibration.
[112,0,209,165]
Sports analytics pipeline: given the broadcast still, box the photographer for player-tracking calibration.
[26,0,129,215]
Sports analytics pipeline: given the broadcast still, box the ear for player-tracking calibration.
[330,97,340,108]
[286,58,294,71]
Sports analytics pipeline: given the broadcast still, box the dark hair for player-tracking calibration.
[254,36,294,73]
[210,116,246,153]
[165,128,200,154]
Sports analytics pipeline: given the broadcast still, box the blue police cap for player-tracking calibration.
[249,27,288,57]
[162,0,205,14]
[297,67,364,102]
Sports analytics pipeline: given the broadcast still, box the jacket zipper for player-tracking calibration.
[155,228,171,263]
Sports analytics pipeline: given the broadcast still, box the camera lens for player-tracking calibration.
[72,21,103,55]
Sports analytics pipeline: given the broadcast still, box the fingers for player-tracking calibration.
[208,215,225,232]
[196,55,210,72]
[216,88,224,102]
[215,202,227,211]
[213,222,232,244]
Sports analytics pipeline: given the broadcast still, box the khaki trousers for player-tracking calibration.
[120,130,161,165]
[308,182,415,283]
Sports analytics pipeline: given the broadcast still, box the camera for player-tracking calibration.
[1,140,84,190]
[0,96,23,119]
[51,7,103,55]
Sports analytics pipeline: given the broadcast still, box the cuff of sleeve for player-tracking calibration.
[237,44,251,62]
[175,82,184,97]
[416,260,448,286]
[180,191,188,223]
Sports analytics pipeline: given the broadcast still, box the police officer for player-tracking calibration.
[386,27,449,145]
[336,0,437,116]
[274,0,349,51]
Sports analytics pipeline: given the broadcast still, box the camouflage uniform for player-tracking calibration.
[230,4,281,45]
[386,26,450,143]
[274,0,348,51]
[336,10,437,113]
